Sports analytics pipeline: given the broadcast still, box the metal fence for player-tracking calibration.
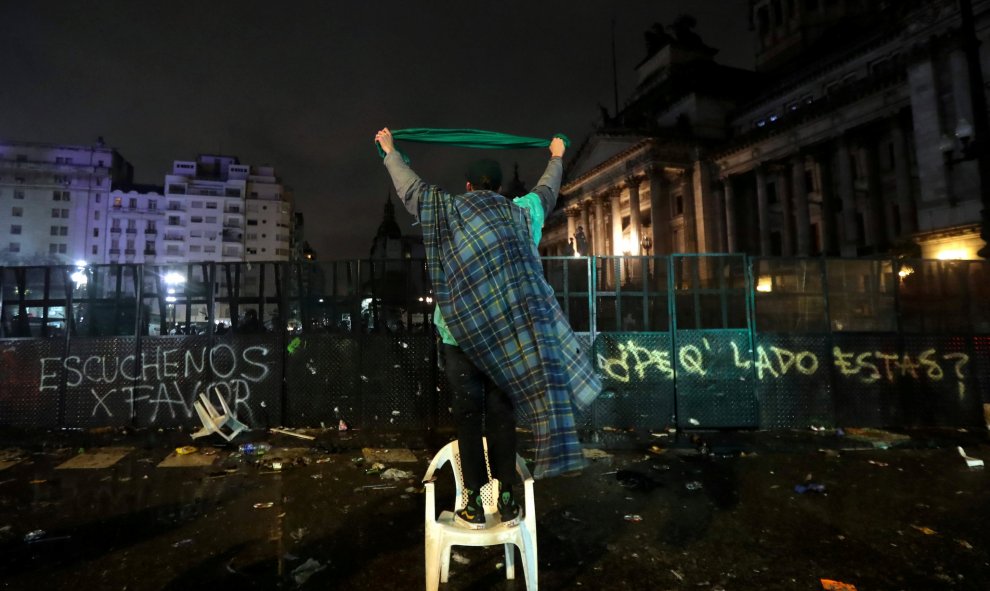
[1,255,987,432]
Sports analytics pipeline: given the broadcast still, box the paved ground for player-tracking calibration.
[0,427,988,590]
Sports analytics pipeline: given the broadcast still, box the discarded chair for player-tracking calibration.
[191,388,247,442]
[423,439,537,591]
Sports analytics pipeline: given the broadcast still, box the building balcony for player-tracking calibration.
[222,234,242,243]
[144,250,156,256]
[110,227,121,234]
[109,248,120,255]
[125,249,136,255]
[163,234,185,242]
[145,228,158,234]
[223,222,242,229]
[125,228,137,234]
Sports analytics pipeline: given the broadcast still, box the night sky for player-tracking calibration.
[0,1,753,259]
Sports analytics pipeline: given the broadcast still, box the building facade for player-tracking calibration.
[0,139,132,265]
[544,0,990,269]
[91,154,294,265]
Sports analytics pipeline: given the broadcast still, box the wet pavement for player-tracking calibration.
[0,427,988,590]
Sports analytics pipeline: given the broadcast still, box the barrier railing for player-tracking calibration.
[1,256,987,432]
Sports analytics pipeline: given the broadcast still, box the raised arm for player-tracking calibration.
[376,127,429,218]
[530,136,566,215]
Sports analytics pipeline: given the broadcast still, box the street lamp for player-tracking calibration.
[164,271,186,331]
[641,234,653,282]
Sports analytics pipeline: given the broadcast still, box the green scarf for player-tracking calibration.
[376,128,570,160]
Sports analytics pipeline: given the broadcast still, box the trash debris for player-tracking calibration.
[171,539,193,548]
[286,336,302,354]
[292,558,326,585]
[338,419,349,431]
[582,448,612,460]
[623,514,643,523]
[380,468,415,481]
[647,444,665,455]
[23,529,46,542]
[365,462,385,476]
[688,418,700,426]
[290,527,308,542]
[310,474,323,480]
[175,446,197,455]
[911,525,937,535]
[0,525,12,541]
[239,442,272,456]
[670,569,685,581]
[867,460,888,467]
[685,481,703,491]
[270,428,316,441]
[29,479,47,485]
[820,579,857,591]
[957,539,974,550]
[794,482,826,494]
[843,428,909,449]
[615,470,658,491]
[353,484,395,491]
[253,502,275,509]
[451,552,470,565]
[957,446,984,469]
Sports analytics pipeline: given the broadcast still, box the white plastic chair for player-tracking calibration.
[190,388,247,442]
[423,439,538,590]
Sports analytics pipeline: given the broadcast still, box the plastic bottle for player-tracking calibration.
[239,442,272,456]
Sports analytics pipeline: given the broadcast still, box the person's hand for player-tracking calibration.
[549,136,565,159]
[376,128,394,155]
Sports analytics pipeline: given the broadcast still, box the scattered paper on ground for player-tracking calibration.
[56,447,132,470]
[821,580,857,591]
[158,450,218,468]
[362,447,417,463]
[583,448,612,460]
[0,449,24,471]
[843,428,910,448]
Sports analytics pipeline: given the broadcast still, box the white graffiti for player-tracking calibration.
[39,345,272,422]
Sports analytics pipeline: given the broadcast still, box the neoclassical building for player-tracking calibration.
[543,0,990,267]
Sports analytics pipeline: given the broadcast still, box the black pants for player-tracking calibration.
[442,344,519,492]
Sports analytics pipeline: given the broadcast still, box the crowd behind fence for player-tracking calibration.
[1,255,987,434]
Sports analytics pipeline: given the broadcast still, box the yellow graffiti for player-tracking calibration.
[596,339,970,393]
[831,347,969,392]
[596,340,674,383]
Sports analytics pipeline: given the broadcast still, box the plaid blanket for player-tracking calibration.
[419,187,601,479]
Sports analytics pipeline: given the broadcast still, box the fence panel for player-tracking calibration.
[754,334,834,428]
[0,339,64,428]
[673,329,759,428]
[592,332,676,432]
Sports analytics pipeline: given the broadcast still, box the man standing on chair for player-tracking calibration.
[376,127,601,529]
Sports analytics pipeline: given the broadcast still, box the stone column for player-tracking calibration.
[860,140,887,250]
[836,135,859,256]
[579,200,591,253]
[816,150,838,256]
[791,155,812,256]
[890,118,917,236]
[648,165,671,254]
[723,175,738,252]
[609,187,622,254]
[679,171,698,252]
[593,194,606,256]
[755,165,772,255]
[712,180,726,253]
[566,207,578,254]
[626,176,643,254]
[776,165,795,255]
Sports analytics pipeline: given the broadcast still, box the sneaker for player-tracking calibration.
[454,490,486,529]
[497,489,522,526]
